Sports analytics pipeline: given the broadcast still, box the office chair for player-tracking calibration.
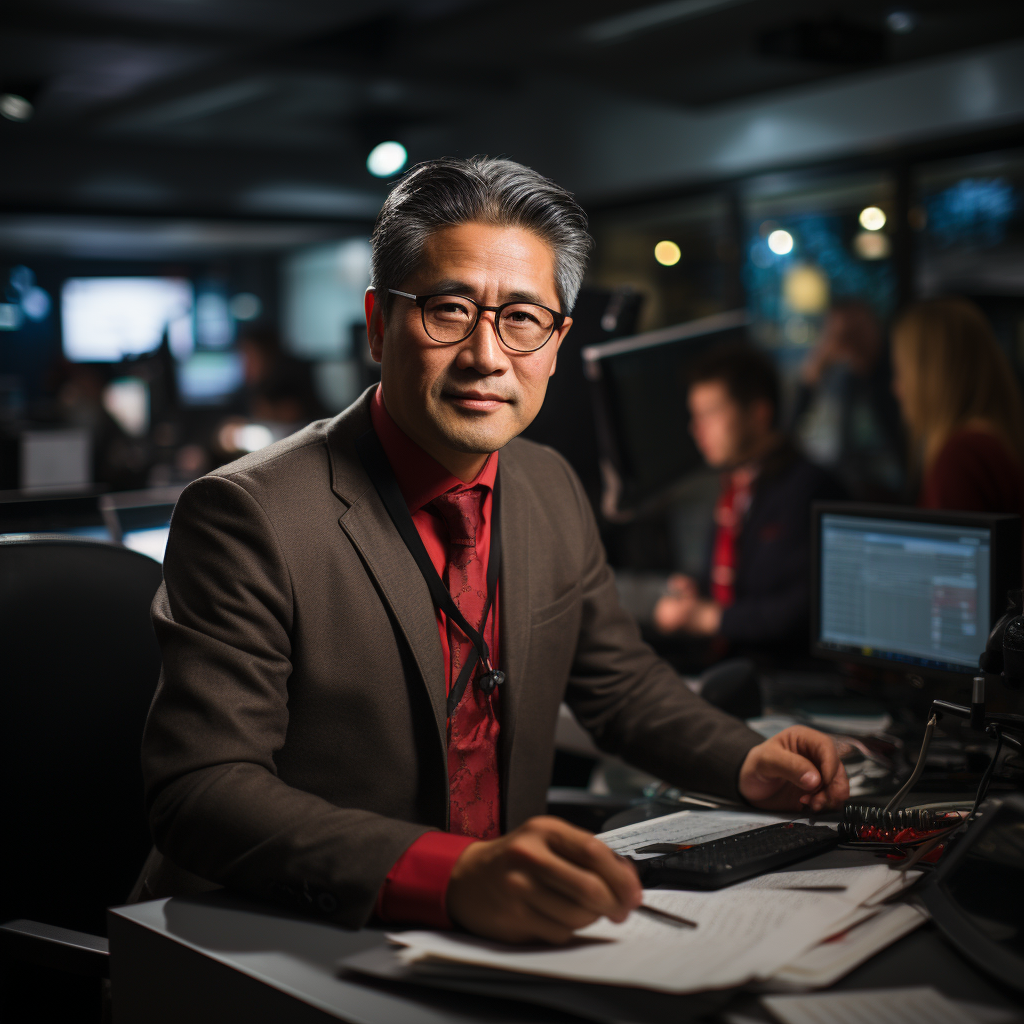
[0,537,164,1021]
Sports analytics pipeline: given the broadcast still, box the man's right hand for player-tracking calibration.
[445,816,642,944]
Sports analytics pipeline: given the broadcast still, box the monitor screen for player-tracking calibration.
[61,277,194,362]
[582,310,749,511]
[818,512,992,673]
[175,351,244,405]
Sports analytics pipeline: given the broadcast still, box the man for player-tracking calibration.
[136,157,847,946]
[654,345,845,654]
[792,299,905,501]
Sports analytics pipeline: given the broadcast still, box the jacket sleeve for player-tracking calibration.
[555,460,763,801]
[141,474,436,928]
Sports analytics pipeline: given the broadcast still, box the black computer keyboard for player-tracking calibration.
[633,822,841,890]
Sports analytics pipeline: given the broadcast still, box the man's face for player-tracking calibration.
[688,380,768,469]
[367,221,571,473]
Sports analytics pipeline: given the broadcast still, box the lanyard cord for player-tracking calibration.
[355,429,503,718]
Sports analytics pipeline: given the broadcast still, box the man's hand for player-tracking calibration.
[653,575,722,636]
[446,816,642,944]
[739,726,849,813]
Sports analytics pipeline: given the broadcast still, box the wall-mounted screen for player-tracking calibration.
[61,277,194,362]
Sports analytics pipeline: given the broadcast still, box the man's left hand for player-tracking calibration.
[738,726,849,813]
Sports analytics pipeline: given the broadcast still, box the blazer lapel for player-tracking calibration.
[326,393,448,745]
[498,456,532,795]
[338,494,448,741]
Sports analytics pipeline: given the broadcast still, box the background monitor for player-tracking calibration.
[811,503,1022,678]
[61,277,194,362]
[582,310,749,512]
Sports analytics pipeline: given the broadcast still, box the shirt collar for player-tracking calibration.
[370,384,498,513]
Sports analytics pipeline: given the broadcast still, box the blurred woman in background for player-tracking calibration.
[891,297,1024,517]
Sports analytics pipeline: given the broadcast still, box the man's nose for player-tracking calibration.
[456,311,509,374]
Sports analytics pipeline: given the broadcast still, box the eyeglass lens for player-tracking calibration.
[421,295,554,351]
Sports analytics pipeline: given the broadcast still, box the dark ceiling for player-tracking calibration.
[2,0,1023,227]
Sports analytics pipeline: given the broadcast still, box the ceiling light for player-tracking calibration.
[886,11,915,33]
[859,206,887,231]
[654,240,681,266]
[366,141,407,178]
[767,229,794,256]
[0,93,33,122]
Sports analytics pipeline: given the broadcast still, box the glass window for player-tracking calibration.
[740,170,898,370]
[586,192,738,333]
[913,148,1024,380]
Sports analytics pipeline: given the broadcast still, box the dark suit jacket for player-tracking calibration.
[137,389,762,927]
[704,441,846,650]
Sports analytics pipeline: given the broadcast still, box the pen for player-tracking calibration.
[637,903,698,928]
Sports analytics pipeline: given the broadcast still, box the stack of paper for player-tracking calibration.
[389,861,924,995]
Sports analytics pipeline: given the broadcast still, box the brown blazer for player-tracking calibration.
[137,388,762,927]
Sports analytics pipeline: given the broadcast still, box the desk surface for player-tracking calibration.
[108,846,1021,1024]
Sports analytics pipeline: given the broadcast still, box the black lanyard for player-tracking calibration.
[356,429,504,719]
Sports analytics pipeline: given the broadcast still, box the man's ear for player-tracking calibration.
[751,398,775,434]
[365,288,384,364]
[548,316,572,378]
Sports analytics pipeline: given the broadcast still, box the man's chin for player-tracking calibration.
[437,410,521,455]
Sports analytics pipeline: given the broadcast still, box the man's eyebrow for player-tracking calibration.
[427,280,555,308]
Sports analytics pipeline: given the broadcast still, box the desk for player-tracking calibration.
[108,848,1019,1024]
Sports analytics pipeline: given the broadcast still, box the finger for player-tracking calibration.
[756,745,822,792]
[522,878,603,934]
[545,827,642,915]
[791,728,842,788]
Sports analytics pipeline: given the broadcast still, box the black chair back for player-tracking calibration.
[1,538,163,935]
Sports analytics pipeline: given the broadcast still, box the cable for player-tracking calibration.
[965,726,1004,826]
[883,713,937,815]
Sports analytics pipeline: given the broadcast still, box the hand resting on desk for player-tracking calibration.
[739,725,849,813]
[446,816,642,945]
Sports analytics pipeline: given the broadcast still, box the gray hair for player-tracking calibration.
[370,156,592,314]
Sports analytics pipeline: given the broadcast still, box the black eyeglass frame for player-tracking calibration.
[388,288,568,353]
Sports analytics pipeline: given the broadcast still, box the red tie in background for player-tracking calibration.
[710,472,754,609]
[428,487,501,840]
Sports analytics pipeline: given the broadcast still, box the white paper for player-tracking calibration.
[391,885,865,994]
[730,863,920,909]
[761,986,990,1024]
[766,904,928,990]
[597,808,797,860]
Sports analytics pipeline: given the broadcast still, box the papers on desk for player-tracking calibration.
[597,808,801,860]
[388,862,924,995]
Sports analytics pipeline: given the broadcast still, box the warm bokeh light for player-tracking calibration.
[859,206,887,231]
[854,230,891,260]
[654,240,682,266]
[783,264,830,314]
[767,229,794,255]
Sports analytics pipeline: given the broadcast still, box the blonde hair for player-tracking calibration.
[892,297,1024,473]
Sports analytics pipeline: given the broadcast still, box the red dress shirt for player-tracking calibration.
[370,386,500,927]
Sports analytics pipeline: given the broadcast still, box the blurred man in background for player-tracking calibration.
[792,299,904,501]
[654,344,845,659]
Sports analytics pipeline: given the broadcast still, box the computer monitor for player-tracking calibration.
[61,277,194,362]
[811,503,1022,679]
[582,310,749,512]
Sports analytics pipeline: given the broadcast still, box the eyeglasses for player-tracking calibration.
[388,289,567,353]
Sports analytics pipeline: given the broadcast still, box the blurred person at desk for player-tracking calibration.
[891,297,1024,523]
[792,299,905,501]
[654,345,845,657]
[133,157,847,948]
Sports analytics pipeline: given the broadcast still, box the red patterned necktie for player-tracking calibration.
[428,487,501,840]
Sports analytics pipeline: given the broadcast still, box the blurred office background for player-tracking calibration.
[1,0,1023,560]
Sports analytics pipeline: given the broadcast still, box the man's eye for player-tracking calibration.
[430,301,472,319]
[502,307,542,326]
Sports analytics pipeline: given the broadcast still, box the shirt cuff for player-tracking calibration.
[375,831,477,929]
